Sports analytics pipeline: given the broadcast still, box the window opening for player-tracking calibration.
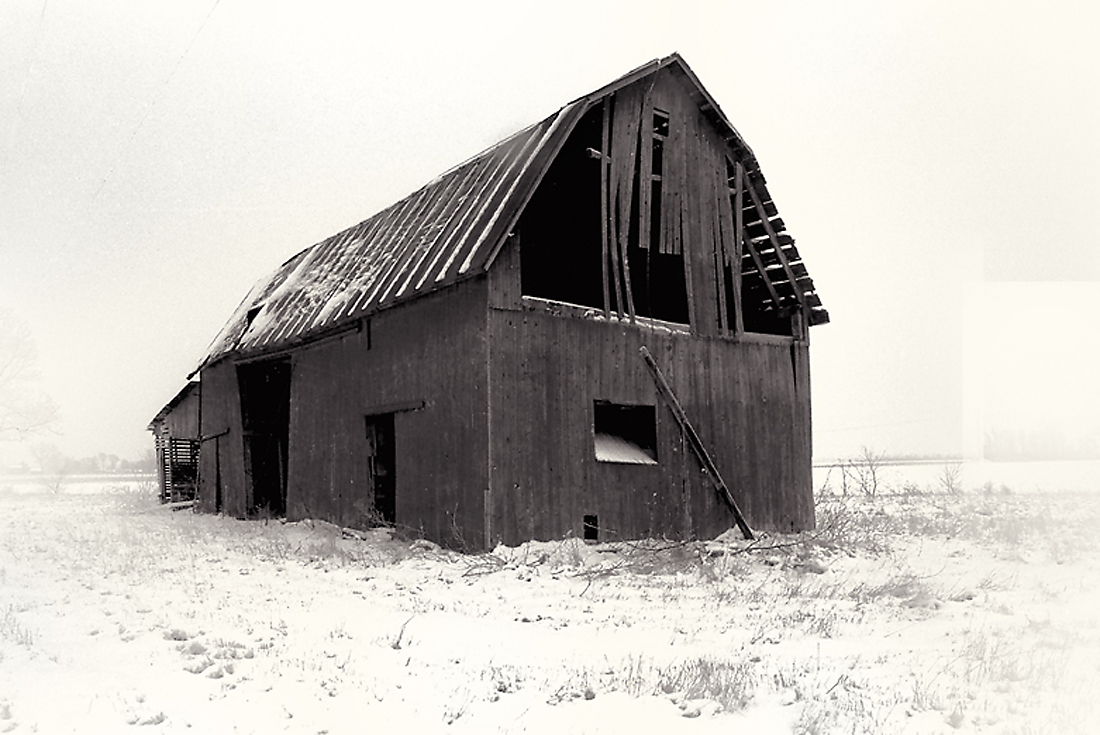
[593,400,658,465]
[519,93,688,325]
[520,104,606,310]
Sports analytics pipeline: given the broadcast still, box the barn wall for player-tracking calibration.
[197,358,248,516]
[163,389,200,438]
[486,306,813,546]
[286,278,490,548]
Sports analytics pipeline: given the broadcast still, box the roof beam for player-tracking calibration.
[742,175,807,312]
[741,236,784,310]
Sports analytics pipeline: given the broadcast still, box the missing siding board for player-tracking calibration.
[628,103,689,324]
[593,400,658,465]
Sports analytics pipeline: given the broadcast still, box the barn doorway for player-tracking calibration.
[237,359,291,517]
[364,413,396,525]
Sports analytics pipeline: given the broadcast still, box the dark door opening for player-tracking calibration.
[214,437,223,513]
[364,413,395,525]
[237,359,291,517]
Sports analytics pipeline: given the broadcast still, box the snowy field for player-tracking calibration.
[1,476,1099,734]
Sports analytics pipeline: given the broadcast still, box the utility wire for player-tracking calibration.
[88,0,223,202]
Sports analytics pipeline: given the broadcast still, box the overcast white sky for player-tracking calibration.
[1,0,1097,464]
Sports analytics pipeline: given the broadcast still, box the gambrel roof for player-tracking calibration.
[195,53,826,372]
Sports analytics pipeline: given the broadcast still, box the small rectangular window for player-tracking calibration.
[593,401,658,464]
[583,514,599,541]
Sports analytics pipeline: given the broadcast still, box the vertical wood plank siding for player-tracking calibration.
[487,308,813,545]
[286,279,489,548]
[160,389,199,438]
[197,358,247,516]
[188,56,823,551]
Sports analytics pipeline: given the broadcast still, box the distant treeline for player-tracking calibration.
[3,447,156,476]
[984,428,1100,462]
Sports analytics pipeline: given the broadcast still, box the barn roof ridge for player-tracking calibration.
[192,54,810,374]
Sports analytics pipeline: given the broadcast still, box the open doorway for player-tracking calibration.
[364,413,395,524]
[237,359,291,517]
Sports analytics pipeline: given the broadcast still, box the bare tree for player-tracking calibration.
[0,308,59,441]
[30,442,69,493]
[840,445,886,498]
[938,462,963,495]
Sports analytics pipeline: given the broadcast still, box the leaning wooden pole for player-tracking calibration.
[639,346,754,540]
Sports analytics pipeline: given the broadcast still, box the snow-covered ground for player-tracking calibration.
[1,477,1098,734]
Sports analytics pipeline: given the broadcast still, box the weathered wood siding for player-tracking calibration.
[197,357,248,516]
[486,306,813,546]
[161,389,199,438]
[286,279,490,548]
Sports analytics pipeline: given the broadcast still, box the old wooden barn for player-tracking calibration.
[147,381,201,503]
[185,54,829,549]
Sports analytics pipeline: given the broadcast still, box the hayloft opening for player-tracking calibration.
[519,99,688,324]
[593,400,658,465]
[520,104,606,311]
[740,283,792,335]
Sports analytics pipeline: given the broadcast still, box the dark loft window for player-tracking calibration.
[519,99,689,325]
[593,401,657,465]
[627,107,689,324]
[520,105,605,310]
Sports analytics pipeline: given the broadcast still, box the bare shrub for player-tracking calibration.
[0,309,59,441]
[938,463,963,495]
[614,655,759,711]
[839,446,885,498]
[0,606,34,646]
[811,493,896,553]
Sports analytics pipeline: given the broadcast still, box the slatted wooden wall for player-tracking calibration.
[287,280,490,548]
[197,357,248,516]
[486,306,813,546]
[485,68,817,546]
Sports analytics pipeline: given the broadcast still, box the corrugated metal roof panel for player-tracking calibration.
[195,111,571,369]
